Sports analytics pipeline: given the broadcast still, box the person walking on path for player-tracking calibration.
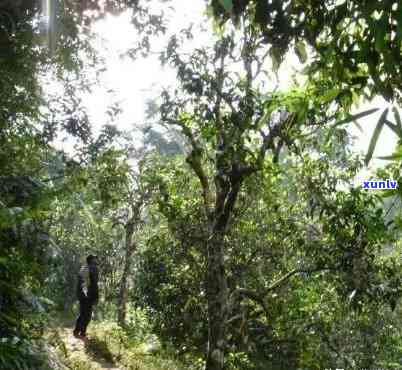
[73,254,99,339]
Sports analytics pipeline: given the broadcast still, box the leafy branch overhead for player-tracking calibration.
[365,107,402,165]
[210,0,402,103]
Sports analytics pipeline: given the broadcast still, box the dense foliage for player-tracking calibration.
[211,0,402,102]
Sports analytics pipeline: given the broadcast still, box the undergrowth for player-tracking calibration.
[44,306,204,370]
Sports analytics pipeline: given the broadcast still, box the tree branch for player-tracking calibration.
[164,118,213,214]
[229,288,270,319]
[230,266,334,318]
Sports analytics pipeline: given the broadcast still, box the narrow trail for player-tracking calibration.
[57,326,122,370]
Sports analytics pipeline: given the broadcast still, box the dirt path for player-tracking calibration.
[58,327,122,370]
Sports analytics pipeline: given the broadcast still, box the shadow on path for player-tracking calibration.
[59,326,122,370]
[84,337,118,369]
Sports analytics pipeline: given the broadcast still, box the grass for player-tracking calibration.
[87,321,187,370]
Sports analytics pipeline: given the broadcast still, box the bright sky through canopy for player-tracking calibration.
[83,0,207,134]
[55,0,397,176]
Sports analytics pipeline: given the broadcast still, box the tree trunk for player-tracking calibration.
[205,228,229,370]
[117,221,135,327]
[204,167,242,370]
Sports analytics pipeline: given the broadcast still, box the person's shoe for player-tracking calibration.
[79,333,88,341]
[73,330,80,338]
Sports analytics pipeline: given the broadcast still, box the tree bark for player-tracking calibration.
[205,178,241,370]
[205,230,228,370]
[117,220,135,327]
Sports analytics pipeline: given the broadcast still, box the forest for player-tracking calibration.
[1,0,402,369]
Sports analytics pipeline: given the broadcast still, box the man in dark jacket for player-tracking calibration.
[73,255,99,339]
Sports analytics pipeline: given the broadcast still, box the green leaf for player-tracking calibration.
[295,41,308,64]
[352,120,363,133]
[382,189,396,198]
[392,107,402,136]
[0,312,19,326]
[218,0,233,12]
[377,143,402,161]
[333,108,379,127]
[377,153,402,161]
[374,17,387,52]
[365,108,388,165]
[396,8,402,42]
[320,88,340,103]
[269,46,282,73]
[383,119,401,136]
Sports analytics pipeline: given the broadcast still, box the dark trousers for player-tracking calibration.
[74,297,93,335]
